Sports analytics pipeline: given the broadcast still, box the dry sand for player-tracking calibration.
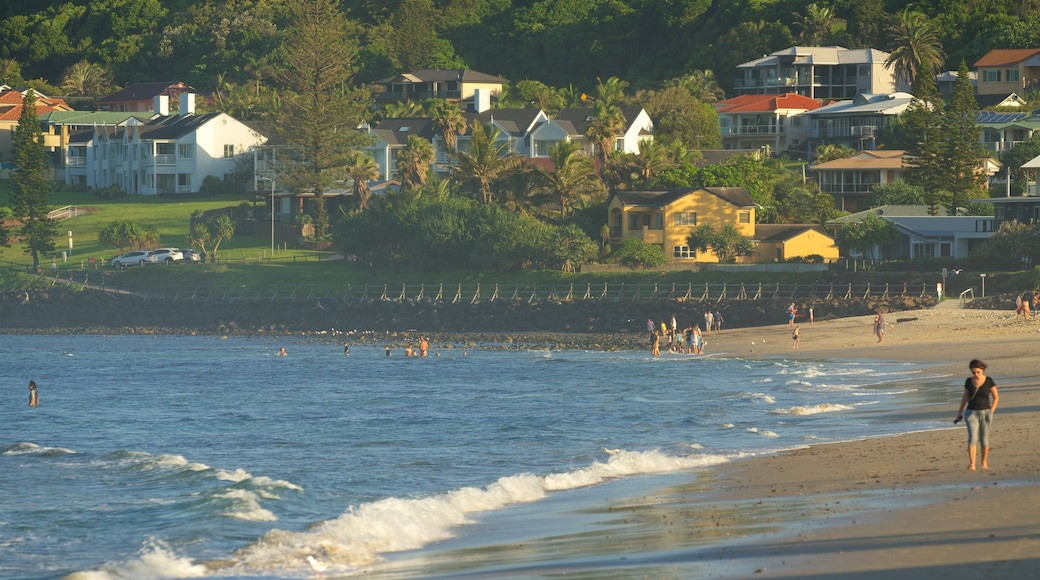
[682,302,1040,578]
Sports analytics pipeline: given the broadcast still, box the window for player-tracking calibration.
[223,144,235,158]
[674,246,695,259]
[652,213,664,230]
[940,243,952,258]
[673,212,697,226]
[1007,69,1020,83]
[739,211,751,224]
[628,214,639,230]
[983,69,1001,82]
[177,144,193,158]
[177,174,192,187]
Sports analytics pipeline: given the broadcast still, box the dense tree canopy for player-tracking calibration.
[2,0,1038,99]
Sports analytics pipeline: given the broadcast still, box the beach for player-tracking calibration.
[649,303,1040,578]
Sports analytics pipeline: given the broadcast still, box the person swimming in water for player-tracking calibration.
[277,347,287,356]
[29,380,39,407]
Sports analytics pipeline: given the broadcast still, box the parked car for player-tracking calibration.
[151,248,184,263]
[111,251,157,269]
[179,249,201,263]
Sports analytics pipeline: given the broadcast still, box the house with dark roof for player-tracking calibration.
[714,93,820,155]
[753,224,838,262]
[373,69,508,107]
[68,93,267,194]
[360,117,440,181]
[93,81,197,112]
[528,107,654,160]
[606,187,755,263]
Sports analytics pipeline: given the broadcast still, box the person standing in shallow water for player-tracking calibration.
[28,380,39,407]
[956,359,999,471]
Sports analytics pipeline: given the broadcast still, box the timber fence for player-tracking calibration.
[39,273,934,305]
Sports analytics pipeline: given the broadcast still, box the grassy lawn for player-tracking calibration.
[1,179,290,267]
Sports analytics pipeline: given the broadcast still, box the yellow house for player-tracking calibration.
[607,187,756,262]
[754,224,839,263]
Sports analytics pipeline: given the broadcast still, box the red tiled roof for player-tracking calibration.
[715,93,822,114]
[974,49,1040,68]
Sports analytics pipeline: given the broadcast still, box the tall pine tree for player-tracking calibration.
[902,62,946,198]
[269,0,372,239]
[11,89,56,270]
[943,60,986,215]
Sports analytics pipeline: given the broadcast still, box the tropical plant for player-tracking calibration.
[884,8,945,89]
[834,213,896,259]
[531,141,604,220]
[663,70,725,103]
[452,122,522,204]
[611,237,668,269]
[60,60,112,97]
[686,223,755,263]
[396,135,435,190]
[345,151,380,211]
[813,143,856,162]
[98,220,160,253]
[586,77,629,170]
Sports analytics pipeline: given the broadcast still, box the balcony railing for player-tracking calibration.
[65,157,87,166]
[721,125,779,136]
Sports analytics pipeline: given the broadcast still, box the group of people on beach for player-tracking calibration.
[647,311,722,356]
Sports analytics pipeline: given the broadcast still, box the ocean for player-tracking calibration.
[0,334,954,579]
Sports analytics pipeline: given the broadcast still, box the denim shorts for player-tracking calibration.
[965,408,993,447]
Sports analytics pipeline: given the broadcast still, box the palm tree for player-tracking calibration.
[631,140,674,182]
[345,151,380,211]
[431,101,467,190]
[396,135,435,190]
[884,8,945,89]
[430,101,467,153]
[585,77,629,170]
[813,143,856,162]
[452,122,522,204]
[61,60,112,97]
[664,70,725,103]
[532,141,605,220]
[793,3,843,45]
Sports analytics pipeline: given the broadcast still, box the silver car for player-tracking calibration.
[151,248,184,263]
[111,251,157,269]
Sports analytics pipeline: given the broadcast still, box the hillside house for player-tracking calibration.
[713,93,820,155]
[93,81,197,112]
[607,187,755,263]
[373,69,508,108]
[67,93,267,194]
[733,46,903,99]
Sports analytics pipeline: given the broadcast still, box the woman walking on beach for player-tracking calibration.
[956,359,999,471]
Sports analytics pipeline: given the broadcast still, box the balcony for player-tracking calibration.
[721,124,779,136]
[627,227,664,244]
[65,157,87,166]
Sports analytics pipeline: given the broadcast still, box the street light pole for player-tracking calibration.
[980,273,986,298]
[270,176,275,255]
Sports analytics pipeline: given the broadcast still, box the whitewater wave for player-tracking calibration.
[771,403,854,416]
[3,442,76,456]
[69,448,742,578]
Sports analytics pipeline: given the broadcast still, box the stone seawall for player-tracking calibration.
[0,285,937,349]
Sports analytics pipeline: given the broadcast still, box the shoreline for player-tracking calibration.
[385,306,1040,578]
